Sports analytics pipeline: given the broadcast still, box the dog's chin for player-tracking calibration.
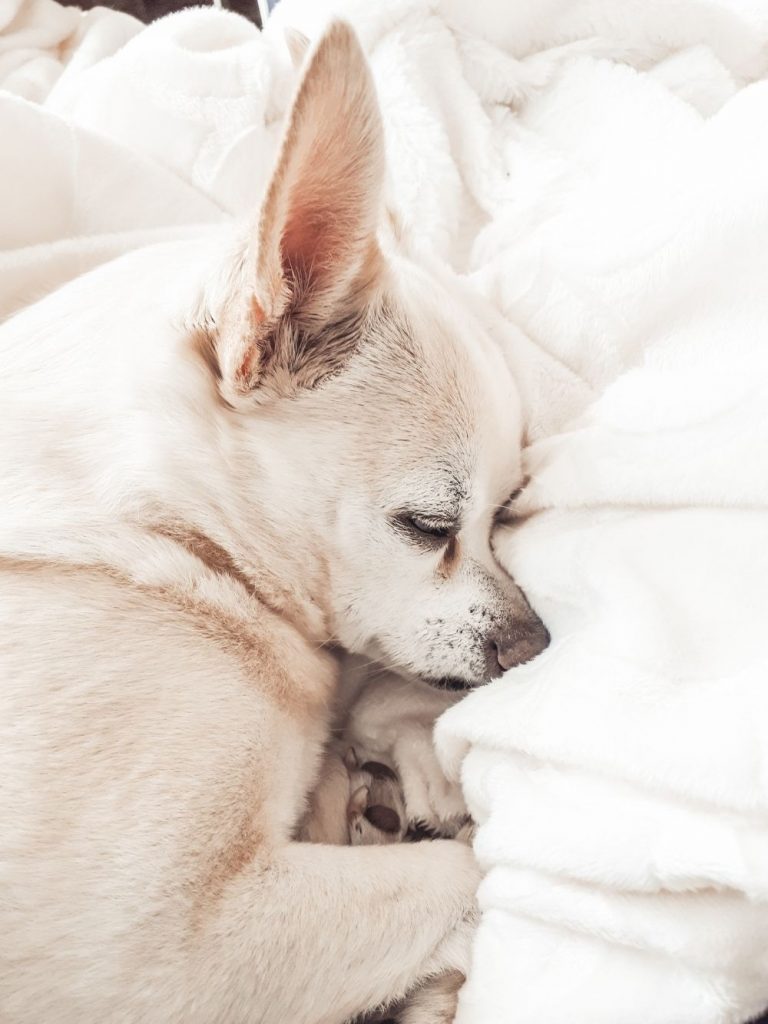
[363,655,482,694]
[421,675,477,693]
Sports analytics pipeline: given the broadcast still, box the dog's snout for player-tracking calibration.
[484,616,550,678]
[483,637,506,680]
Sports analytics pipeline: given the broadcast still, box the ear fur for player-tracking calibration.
[217,21,385,403]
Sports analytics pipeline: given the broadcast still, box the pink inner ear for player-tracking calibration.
[282,212,326,283]
[281,199,350,296]
[236,21,383,389]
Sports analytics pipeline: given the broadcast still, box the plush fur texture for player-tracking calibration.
[9,1,768,1022]
[0,20,548,1024]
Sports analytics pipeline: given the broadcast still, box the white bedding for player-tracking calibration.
[3,0,768,1021]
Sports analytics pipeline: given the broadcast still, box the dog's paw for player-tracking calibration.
[346,749,408,846]
[396,971,464,1024]
[298,747,409,846]
[391,726,468,835]
[354,971,465,1024]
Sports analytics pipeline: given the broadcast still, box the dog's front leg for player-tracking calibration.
[296,747,351,844]
[341,669,468,833]
[197,840,478,1024]
[396,970,466,1024]
[390,722,468,835]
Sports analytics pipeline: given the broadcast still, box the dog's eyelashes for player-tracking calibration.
[394,513,458,546]
[408,516,454,539]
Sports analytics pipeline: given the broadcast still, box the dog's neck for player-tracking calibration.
[0,235,343,648]
[0,336,335,650]
[147,491,334,647]
[1,432,334,648]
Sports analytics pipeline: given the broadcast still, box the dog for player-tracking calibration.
[0,20,549,1024]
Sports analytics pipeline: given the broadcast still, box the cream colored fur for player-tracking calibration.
[0,21,544,1024]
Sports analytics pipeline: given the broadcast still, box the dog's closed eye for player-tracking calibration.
[407,515,455,539]
[394,512,458,546]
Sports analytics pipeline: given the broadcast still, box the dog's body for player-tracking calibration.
[0,23,547,1024]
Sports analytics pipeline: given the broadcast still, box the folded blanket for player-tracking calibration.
[2,0,768,1021]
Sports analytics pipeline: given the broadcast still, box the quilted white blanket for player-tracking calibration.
[3,0,768,1021]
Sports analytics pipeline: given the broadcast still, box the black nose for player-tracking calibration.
[484,617,550,678]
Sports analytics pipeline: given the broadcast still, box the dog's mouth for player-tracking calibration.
[422,676,476,692]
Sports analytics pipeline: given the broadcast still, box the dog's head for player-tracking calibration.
[207,22,549,689]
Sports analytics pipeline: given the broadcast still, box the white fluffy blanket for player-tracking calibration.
[3,0,768,1021]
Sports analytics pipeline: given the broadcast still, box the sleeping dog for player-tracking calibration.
[0,21,548,1024]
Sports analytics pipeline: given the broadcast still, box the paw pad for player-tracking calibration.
[345,749,407,846]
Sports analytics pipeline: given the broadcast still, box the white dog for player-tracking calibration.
[0,21,548,1024]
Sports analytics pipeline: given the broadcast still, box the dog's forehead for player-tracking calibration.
[354,285,522,509]
[361,302,475,439]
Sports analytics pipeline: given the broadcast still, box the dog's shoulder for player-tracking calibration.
[0,526,337,722]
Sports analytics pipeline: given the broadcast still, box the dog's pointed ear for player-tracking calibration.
[218,21,384,402]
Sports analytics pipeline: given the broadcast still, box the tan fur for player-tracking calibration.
[398,972,467,1024]
[440,536,461,578]
[0,20,547,1024]
[217,22,386,403]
